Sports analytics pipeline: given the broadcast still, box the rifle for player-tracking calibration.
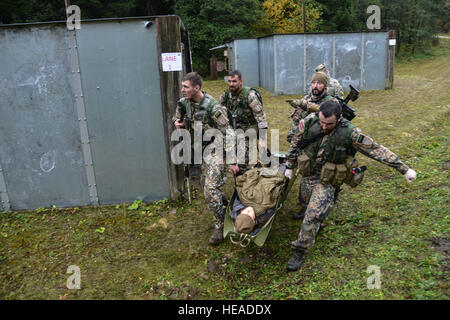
[337,84,359,121]
[231,113,237,130]
[181,100,193,204]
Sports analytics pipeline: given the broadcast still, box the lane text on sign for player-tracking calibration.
[161,52,182,72]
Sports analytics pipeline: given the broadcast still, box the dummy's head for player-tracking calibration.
[235,207,255,234]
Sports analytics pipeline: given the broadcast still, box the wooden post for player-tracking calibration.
[180,22,193,74]
[385,30,395,89]
[210,55,218,80]
[64,0,71,18]
[156,16,186,200]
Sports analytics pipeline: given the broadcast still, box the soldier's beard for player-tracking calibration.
[230,87,238,94]
[313,88,323,96]
[229,85,242,95]
[322,124,337,135]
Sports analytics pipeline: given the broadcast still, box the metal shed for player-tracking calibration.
[0,15,189,211]
[224,30,395,94]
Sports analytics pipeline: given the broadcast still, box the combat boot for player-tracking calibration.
[293,207,306,220]
[286,246,307,271]
[209,223,224,246]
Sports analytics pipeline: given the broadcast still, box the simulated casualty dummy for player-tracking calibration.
[230,167,286,235]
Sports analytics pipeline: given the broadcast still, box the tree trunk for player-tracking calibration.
[210,55,218,80]
[301,0,306,32]
[64,0,71,18]
[146,0,153,16]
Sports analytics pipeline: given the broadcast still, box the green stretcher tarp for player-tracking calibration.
[223,169,297,247]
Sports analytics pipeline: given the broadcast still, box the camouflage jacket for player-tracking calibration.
[219,86,268,131]
[328,77,344,99]
[172,92,235,155]
[285,113,410,175]
[286,91,338,143]
[307,76,344,99]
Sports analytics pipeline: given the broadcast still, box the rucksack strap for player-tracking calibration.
[297,133,325,150]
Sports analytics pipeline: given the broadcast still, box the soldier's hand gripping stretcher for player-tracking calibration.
[284,168,293,180]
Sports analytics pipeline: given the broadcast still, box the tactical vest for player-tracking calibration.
[184,94,219,130]
[223,87,261,130]
[298,114,361,187]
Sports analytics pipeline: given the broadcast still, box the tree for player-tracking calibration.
[315,0,359,31]
[436,1,449,33]
[174,0,262,73]
[353,0,447,54]
[0,0,175,24]
[252,0,323,35]
[0,0,65,24]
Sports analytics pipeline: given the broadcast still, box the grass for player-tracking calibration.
[0,40,449,300]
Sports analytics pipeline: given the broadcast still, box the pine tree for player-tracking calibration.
[252,0,323,34]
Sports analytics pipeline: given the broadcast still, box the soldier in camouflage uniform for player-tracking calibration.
[286,72,338,143]
[219,70,268,175]
[307,63,344,99]
[283,100,417,271]
[173,72,236,245]
[286,72,339,219]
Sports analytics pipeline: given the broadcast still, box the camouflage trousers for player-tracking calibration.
[201,159,227,228]
[291,175,336,250]
[235,136,253,175]
[235,128,269,175]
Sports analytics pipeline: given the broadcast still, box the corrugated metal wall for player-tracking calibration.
[232,39,259,88]
[0,16,187,211]
[274,34,305,94]
[230,31,391,95]
[75,20,168,205]
[0,25,91,210]
[258,36,274,92]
